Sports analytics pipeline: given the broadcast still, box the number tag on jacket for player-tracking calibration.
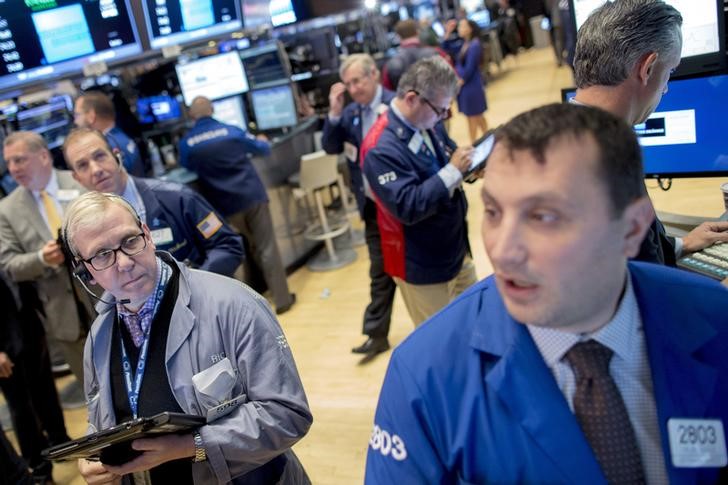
[667,418,727,467]
[206,394,245,423]
[344,141,358,162]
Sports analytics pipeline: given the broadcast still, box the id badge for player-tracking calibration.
[150,227,174,246]
[344,141,358,162]
[667,418,727,468]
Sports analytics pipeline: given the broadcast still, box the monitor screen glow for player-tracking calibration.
[250,84,297,131]
[176,52,249,105]
[140,0,242,49]
[212,96,247,130]
[0,0,142,93]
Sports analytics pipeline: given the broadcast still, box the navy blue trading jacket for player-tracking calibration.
[362,109,469,285]
[133,176,243,277]
[178,117,270,217]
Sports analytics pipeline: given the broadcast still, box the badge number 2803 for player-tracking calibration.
[667,418,727,468]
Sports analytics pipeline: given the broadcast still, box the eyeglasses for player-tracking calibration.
[80,233,146,271]
[411,90,452,120]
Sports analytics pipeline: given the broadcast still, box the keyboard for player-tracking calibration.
[677,242,728,280]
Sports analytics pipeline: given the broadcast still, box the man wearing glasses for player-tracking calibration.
[362,56,478,325]
[322,53,397,356]
[64,192,312,484]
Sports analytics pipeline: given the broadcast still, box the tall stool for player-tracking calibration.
[299,150,358,271]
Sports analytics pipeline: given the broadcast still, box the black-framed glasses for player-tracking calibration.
[79,233,147,271]
[411,90,452,120]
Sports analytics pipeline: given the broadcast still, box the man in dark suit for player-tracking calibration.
[366,103,728,484]
[0,131,92,383]
[572,0,728,264]
[62,128,243,278]
[322,54,396,356]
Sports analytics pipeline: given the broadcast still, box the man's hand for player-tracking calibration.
[682,221,728,254]
[328,82,347,118]
[41,240,65,266]
[103,433,195,477]
[0,352,13,378]
[444,19,458,37]
[78,459,122,485]
[449,146,475,174]
[256,133,270,142]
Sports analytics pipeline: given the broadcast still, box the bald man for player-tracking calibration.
[179,97,295,315]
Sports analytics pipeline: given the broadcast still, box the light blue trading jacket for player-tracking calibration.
[83,253,312,484]
[365,262,728,484]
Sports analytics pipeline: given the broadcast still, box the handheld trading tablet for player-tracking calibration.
[42,412,206,465]
[463,130,496,183]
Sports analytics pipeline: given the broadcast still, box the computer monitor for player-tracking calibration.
[468,10,492,28]
[176,52,249,105]
[560,73,728,178]
[570,0,726,77]
[16,95,73,150]
[212,96,247,130]
[0,1,142,93]
[250,84,298,131]
[136,95,182,124]
[239,43,290,90]
[138,0,242,49]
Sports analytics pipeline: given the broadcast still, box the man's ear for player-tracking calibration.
[636,52,659,87]
[621,196,655,258]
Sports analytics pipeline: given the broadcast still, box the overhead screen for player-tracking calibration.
[561,73,728,178]
[175,52,248,105]
[0,0,142,92]
[140,0,242,49]
[571,0,726,76]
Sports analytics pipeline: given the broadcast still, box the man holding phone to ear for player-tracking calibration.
[62,128,243,277]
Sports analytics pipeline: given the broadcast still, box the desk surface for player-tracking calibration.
[646,177,728,218]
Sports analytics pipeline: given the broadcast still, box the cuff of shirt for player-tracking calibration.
[327,113,342,125]
[438,164,463,197]
[37,249,54,267]
[674,236,683,259]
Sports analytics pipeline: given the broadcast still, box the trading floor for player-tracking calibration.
[12,47,728,485]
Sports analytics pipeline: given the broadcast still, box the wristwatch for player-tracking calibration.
[192,431,207,463]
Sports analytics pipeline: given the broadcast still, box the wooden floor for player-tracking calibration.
[17,47,726,485]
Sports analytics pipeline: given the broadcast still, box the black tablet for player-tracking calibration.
[41,412,206,465]
[464,130,496,182]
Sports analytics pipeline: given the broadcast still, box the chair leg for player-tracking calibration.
[314,190,338,263]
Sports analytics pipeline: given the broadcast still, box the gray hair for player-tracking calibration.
[63,192,141,257]
[4,131,49,153]
[339,53,377,79]
[574,0,682,88]
[396,56,459,100]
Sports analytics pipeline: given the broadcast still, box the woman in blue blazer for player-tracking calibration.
[453,19,489,142]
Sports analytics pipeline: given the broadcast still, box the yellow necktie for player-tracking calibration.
[40,190,61,237]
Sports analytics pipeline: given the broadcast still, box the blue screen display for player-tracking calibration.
[561,73,728,177]
[638,73,728,177]
[250,84,297,130]
[136,95,182,124]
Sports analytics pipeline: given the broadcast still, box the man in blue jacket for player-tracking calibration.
[179,96,295,315]
[322,53,396,355]
[362,56,477,326]
[62,128,243,277]
[366,103,728,483]
[74,91,146,177]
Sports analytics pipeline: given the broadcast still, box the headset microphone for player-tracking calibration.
[72,264,131,305]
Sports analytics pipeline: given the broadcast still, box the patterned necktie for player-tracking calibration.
[565,340,646,484]
[123,312,146,348]
[40,190,61,237]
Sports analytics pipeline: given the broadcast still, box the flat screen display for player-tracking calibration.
[16,94,73,149]
[0,0,142,93]
[176,52,248,105]
[240,43,290,90]
[561,73,728,178]
[212,95,247,130]
[571,0,725,75]
[140,0,241,49]
[136,95,182,124]
[250,84,297,131]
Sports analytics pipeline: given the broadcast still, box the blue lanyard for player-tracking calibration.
[119,262,170,418]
